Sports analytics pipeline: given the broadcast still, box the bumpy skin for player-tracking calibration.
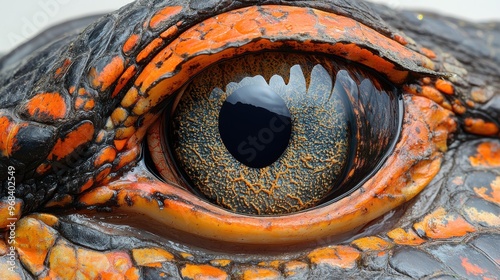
[0,0,499,279]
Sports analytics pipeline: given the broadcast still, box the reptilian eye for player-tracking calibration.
[147,52,401,215]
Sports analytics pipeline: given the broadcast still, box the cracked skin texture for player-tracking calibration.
[0,0,499,279]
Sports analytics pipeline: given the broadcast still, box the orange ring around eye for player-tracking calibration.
[109,94,456,245]
[80,5,454,245]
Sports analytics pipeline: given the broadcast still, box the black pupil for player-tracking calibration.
[218,85,292,168]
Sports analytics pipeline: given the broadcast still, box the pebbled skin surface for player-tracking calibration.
[0,0,499,279]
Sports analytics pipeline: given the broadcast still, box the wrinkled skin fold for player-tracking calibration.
[0,0,499,279]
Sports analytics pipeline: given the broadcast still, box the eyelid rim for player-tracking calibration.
[125,5,438,119]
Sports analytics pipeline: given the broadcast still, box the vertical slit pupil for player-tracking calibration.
[218,85,292,168]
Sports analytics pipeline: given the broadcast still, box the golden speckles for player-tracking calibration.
[20,92,67,121]
[464,118,499,137]
[469,142,500,167]
[48,121,94,161]
[413,207,476,239]
[88,56,125,91]
[387,228,425,246]
[15,217,58,275]
[307,246,360,269]
[132,248,175,267]
[149,6,183,29]
[351,236,393,251]
[181,264,228,280]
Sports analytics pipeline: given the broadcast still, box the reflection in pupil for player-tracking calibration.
[218,85,292,168]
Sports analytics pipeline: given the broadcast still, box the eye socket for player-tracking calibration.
[147,51,401,215]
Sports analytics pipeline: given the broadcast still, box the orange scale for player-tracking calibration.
[435,79,455,95]
[21,92,68,121]
[112,65,137,98]
[181,264,229,280]
[149,6,183,29]
[14,217,58,275]
[94,146,117,167]
[136,38,164,63]
[386,228,426,246]
[78,186,116,206]
[413,207,476,239]
[464,118,500,136]
[351,236,393,251]
[113,146,141,171]
[122,34,141,55]
[469,142,500,167]
[307,246,360,269]
[48,121,94,161]
[88,56,126,91]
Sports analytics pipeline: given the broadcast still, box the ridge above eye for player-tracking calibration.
[148,51,402,215]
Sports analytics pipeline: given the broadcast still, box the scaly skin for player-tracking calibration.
[0,0,499,279]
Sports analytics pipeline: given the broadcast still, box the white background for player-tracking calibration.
[1,0,499,53]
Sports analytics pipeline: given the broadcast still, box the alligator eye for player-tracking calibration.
[147,52,401,215]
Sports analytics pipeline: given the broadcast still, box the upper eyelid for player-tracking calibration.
[120,5,438,121]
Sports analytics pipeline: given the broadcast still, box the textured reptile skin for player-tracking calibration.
[0,0,499,279]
